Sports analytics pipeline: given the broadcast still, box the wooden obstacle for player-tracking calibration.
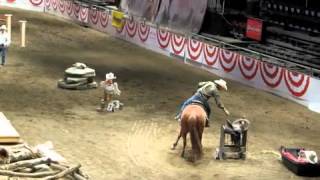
[0,15,5,23]
[0,112,21,143]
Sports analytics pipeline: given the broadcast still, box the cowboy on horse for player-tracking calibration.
[175,79,230,127]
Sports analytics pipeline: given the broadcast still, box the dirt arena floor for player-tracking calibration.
[0,8,320,180]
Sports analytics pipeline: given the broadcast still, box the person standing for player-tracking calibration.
[0,25,10,67]
[97,72,121,112]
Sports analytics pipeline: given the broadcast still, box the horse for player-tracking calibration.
[171,104,206,161]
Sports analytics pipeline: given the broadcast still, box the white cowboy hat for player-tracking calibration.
[0,25,6,30]
[72,62,87,69]
[105,72,116,80]
[214,79,228,91]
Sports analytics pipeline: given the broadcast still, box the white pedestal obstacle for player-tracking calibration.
[57,62,98,90]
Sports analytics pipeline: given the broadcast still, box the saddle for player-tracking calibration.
[190,100,209,118]
[106,100,124,112]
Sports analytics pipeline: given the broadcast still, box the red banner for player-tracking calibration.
[246,17,263,41]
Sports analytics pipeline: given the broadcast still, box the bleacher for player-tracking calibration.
[199,0,320,77]
[249,0,320,69]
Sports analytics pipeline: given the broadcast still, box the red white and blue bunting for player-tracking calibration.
[187,39,203,63]
[170,34,185,56]
[138,23,150,42]
[238,55,259,80]
[126,19,137,38]
[29,0,43,6]
[157,29,171,49]
[204,44,219,67]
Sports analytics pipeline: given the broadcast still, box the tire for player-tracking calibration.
[57,79,86,90]
[58,80,97,90]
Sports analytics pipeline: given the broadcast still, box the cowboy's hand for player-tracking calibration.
[224,108,230,116]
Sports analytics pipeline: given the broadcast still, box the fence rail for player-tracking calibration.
[191,33,320,79]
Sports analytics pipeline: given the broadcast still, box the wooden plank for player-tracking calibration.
[0,112,21,143]
[0,15,5,22]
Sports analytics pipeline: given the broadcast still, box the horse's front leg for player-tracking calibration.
[181,134,187,157]
[171,129,182,150]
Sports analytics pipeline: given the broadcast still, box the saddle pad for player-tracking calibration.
[190,101,208,117]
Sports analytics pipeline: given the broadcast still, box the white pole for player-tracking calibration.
[4,14,12,42]
[19,20,27,47]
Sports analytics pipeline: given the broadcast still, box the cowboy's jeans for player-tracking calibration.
[0,45,7,65]
[177,92,211,118]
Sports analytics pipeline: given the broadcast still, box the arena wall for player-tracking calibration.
[1,0,320,113]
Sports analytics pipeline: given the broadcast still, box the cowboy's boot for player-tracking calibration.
[174,113,181,122]
[96,99,105,112]
[205,118,210,127]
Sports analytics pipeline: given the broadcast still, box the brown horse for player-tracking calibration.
[171,104,206,161]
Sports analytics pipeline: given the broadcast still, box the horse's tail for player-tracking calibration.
[189,116,202,159]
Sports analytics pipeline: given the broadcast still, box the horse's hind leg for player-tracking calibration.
[171,130,182,150]
[181,134,187,157]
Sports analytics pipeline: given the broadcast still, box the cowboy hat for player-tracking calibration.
[105,72,116,80]
[0,25,6,30]
[214,79,227,91]
[72,62,87,69]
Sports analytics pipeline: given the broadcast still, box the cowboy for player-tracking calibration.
[97,72,121,112]
[175,79,230,127]
[0,25,10,67]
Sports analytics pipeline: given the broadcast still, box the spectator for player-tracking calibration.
[0,25,10,67]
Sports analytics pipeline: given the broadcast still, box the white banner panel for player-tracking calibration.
[0,0,44,11]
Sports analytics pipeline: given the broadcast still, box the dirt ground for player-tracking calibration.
[0,8,320,180]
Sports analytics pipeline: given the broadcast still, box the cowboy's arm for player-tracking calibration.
[198,81,210,88]
[100,81,106,88]
[113,82,121,96]
[212,90,230,116]
[4,33,10,47]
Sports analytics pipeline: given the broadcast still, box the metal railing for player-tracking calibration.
[191,33,320,78]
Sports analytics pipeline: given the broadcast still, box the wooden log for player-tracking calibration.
[76,168,89,179]
[34,142,66,163]
[14,167,33,173]
[0,148,9,160]
[50,163,88,180]
[33,164,51,172]
[49,163,66,171]
[0,145,36,163]
[0,157,50,170]
[73,172,88,180]
[44,164,81,180]
[0,169,58,177]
